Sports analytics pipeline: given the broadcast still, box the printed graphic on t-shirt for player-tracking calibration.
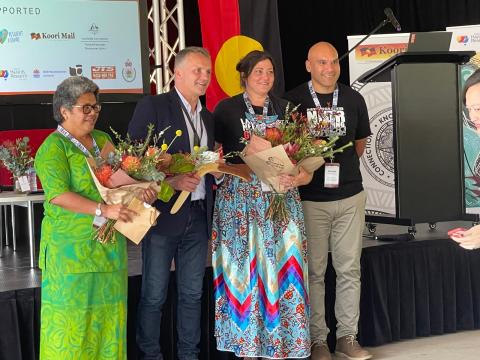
[240,112,281,135]
[306,107,346,137]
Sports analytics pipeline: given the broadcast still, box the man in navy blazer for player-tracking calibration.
[128,46,214,360]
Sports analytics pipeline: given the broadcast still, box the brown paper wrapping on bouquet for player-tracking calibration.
[240,135,325,193]
[114,198,160,245]
[170,162,252,214]
[86,158,161,244]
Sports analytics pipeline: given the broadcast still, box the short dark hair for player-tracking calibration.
[174,46,210,70]
[53,76,99,123]
[463,69,480,105]
[236,50,275,88]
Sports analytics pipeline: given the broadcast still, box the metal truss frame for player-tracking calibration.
[147,0,185,94]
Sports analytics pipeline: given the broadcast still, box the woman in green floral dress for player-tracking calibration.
[35,76,157,359]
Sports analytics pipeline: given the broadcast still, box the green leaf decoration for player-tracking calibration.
[157,180,175,202]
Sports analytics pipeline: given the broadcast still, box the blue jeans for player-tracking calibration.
[137,203,208,360]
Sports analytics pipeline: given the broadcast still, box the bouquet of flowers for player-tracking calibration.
[87,124,181,244]
[0,137,36,192]
[241,104,353,221]
[168,146,251,214]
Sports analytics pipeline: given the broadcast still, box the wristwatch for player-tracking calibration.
[95,203,103,217]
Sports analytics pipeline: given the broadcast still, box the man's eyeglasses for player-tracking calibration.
[72,103,102,114]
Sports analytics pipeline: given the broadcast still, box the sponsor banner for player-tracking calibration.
[348,33,410,215]
[0,0,143,94]
[447,25,480,214]
[448,24,480,51]
[91,66,116,80]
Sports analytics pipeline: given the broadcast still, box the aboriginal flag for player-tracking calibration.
[198,0,285,111]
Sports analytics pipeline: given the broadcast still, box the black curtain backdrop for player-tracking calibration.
[277,0,480,88]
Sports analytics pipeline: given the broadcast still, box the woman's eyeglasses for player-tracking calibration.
[72,103,102,114]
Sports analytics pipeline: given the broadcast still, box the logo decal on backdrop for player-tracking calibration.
[354,82,396,213]
[10,68,27,80]
[89,23,99,36]
[0,29,7,44]
[0,29,23,44]
[91,66,116,80]
[0,70,9,80]
[69,64,83,76]
[362,109,394,187]
[122,59,136,82]
[355,43,407,61]
[30,32,76,40]
[32,69,40,78]
[457,35,469,44]
[81,24,109,51]
[41,69,67,78]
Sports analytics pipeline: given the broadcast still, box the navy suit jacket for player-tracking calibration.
[128,89,215,237]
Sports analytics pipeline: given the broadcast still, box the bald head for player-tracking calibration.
[306,41,340,93]
[308,42,338,61]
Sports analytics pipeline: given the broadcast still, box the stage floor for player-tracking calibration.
[2,220,479,360]
[0,220,474,293]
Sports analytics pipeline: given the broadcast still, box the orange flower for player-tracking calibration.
[212,230,217,241]
[121,155,141,172]
[284,289,293,300]
[264,127,283,145]
[94,164,113,186]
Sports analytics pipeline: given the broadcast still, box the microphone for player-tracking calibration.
[384,8,402,32]
[337,8,401,62]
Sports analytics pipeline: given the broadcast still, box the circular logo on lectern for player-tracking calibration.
[363,108,394,187]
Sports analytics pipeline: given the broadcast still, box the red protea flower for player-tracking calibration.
[283,142,300,158]
[94,164,113,186]
[264,127,283,145]
[121,155,141,173]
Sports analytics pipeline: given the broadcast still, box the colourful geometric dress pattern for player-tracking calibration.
[212,174,311,359]
[35,130,127,360]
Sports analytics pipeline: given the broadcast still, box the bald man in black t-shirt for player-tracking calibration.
[285,42,372,360]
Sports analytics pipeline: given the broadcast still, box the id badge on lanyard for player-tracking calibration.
[324,162,340,188]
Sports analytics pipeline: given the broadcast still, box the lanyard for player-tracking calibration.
[243,92,270,120]
[57,125,100,158]
[177,95,203,147]
[308,80,339,109]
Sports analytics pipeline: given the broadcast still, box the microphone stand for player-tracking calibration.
[338,19,390,62]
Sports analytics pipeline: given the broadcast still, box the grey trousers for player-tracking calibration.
[302,191,366,343]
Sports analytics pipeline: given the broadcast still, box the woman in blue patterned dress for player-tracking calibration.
[212,50,312,359]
